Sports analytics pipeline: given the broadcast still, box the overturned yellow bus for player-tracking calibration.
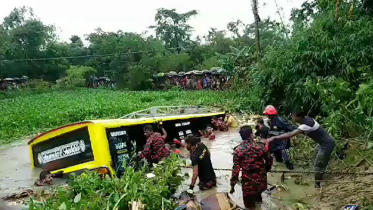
[28,106,225,177]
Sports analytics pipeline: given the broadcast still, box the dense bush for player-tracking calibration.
[55,66,97,89]
[28,154,184,210]
[226,0,373,141]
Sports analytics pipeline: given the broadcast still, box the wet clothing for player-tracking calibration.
[213,119,228,131]
[255,125,269,139]
[191,143,216,189]
[267,116,296,163]
[231,139,273,208]
[199,129,215,140]
[298,117,335,173]
[243,193,262,208]
[139,132,170,163]
[225,115,239,128]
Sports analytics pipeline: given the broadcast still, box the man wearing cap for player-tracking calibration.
[263,105,296,170]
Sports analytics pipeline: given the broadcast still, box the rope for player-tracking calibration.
[0,45,201,63]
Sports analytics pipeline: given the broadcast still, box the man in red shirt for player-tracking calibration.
[230,126,273,210]
[139,125,170,165]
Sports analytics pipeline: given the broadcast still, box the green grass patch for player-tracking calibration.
[0,89,233,145]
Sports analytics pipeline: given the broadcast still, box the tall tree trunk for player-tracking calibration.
[335,0,340,22]
[251,0,261,61]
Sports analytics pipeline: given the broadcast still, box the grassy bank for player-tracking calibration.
[0,89,234,145]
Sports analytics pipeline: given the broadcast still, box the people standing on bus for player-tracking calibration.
[230,126,273,210]
[263,105,295,170]
[224,112,238,128]
[211,116,228,131]
[186,136,217,191]
[265,109,335,188]
[139,125,170,165]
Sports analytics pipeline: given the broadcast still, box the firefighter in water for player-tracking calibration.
[263,105,296,170]
[211,116,228,131]
[230,126,273,210]
[139,125,170,166]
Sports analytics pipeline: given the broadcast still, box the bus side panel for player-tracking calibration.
[88,124,115,175]
[161,114,225,143]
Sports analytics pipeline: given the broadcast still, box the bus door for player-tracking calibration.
[106,127,135,176]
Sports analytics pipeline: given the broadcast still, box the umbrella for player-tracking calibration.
[21,76,29,80]
[4,78,14,81]
[13,77,20,81]
[98,77,110,81]
[210,67,221,71]
[168,71,177,77]
[178,71,186,76]
[217,69,227,74]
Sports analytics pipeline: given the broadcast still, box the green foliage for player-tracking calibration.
[150,8,198,51]
[0,6,267,90]
[28,154,184,210]
[0,89,233,144]
[56,66,97,89]
[226,0,373,141]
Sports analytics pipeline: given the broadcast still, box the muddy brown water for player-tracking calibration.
[178,130,317,209]
[0,130,317,209]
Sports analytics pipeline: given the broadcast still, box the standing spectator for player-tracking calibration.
[197,76,203,90]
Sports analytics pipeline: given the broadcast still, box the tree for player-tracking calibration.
[251,0,261,60]
[150,8,198,52]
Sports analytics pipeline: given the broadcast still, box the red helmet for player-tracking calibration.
[263,105,277,115]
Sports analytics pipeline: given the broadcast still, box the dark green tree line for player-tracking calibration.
[0,7,273,90]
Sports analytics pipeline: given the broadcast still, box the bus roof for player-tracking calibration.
[28,111,224,145]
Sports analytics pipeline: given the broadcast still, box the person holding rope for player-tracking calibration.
[230,126,273,210]
[264,105,296,170]
[265,109,335,188]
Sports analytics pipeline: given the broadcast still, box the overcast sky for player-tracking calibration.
[0,0,302,42]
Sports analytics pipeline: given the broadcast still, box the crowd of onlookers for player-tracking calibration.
[153,74,232,90]
[0,77,28,91]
